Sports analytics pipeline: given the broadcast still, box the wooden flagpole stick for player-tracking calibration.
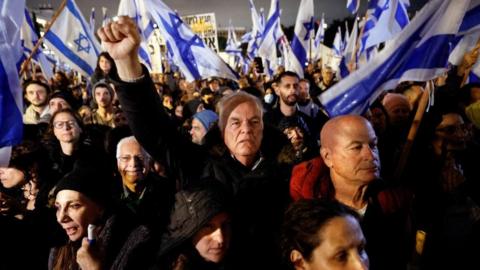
[393,80,434,181]
[351,2,371,72]
[19,0,67,77]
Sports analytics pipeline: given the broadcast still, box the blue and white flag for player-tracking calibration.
[225,20,244,70]
[361,0,409,52]
[313,13,325,61]
[225,20,242,55]
[257,0,283,76]
[339,18,359,78]
[102,7,109,26]
[44,0,101,77]
[118,0,153,69]
[320,0,473,117]
[0,0,25,165]
[90,7,95,34]
[247,0,264,59]
[333,27,343,57]
[458,0,480,35]
[145,0,238,82]
[347,0,360,14]
[280,36,304,77]
[291,0,314,70]
[241,32,252,44]
[21,9,54,79]
[448,0,480,65]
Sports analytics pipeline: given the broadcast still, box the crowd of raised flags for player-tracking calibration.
[2,0,480,162]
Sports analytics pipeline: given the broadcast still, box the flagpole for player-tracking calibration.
[19,0,68,77]
[309,33,312,63]
[351,8,369,71]
[393,81,433,181]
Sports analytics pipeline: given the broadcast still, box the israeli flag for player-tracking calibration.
[21,9,54,79]
[90,7,95,34]
[102,7,109,26]
[291,0,314,69]
[0,0,25,165]
[347,0,360,14]
[247,0,264,59]
[448,0,480,65]
[145,0,238,82]
[44,0,100,77]
[225,20,244,70]
[257,0,282,75]
[333,27,343,57]
[320,0,473,117]
[361,0,409,52]
[280,36,304,77]
[313,13,325,61]
[118,0,153,69]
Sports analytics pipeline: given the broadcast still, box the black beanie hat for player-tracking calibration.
[49,90,78,110]
[54,159,113,207]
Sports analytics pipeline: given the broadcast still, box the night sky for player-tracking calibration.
[26,0,428,29]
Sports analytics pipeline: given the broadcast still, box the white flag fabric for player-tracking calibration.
[247,0,264,59]
[291,0,314,71]
[257,0,282,77]
[21,9,54,79]
[320,0,473,117]
[145,0,238,82]
[118,0,153,69]
[280,36,303,77]
[44,0,101,77]
[361,0,409,52]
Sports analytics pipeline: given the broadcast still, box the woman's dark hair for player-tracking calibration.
[93,52,119,82]
[48,108,85,134]
[43,108,85,148]
[281,199,361,268]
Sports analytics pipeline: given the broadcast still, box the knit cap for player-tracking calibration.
[193,109,218,130]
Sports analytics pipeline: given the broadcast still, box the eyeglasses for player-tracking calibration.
[53,120,77,129]
[117,155,147,163]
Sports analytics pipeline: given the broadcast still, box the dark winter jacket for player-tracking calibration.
[116,67,291,269]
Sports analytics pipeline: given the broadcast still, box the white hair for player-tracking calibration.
[116,136,151,161]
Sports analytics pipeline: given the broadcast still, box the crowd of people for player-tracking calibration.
[1,16,480,270]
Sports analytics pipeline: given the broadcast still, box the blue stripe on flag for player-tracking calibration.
[44,31,94,75]
[459,4,480,33]
[470,72,480,83]
[395,2,409,28]
[324,32,454,116]
[0,62,23,147]
[66,0,100,56]
[291,34,307,67]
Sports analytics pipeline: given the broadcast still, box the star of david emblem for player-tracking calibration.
[303,17,314,40]
[73,33,91,53]
[159,12,206,79]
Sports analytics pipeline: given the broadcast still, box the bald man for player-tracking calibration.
[291,115,414,270]
[320,115,380,211]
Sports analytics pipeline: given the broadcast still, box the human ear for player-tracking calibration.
[320,147,333,168]
[290,249,307,270]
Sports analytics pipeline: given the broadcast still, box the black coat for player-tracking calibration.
[116,68,291,269]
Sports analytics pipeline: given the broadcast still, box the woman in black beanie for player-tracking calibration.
[49,159,154,270]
